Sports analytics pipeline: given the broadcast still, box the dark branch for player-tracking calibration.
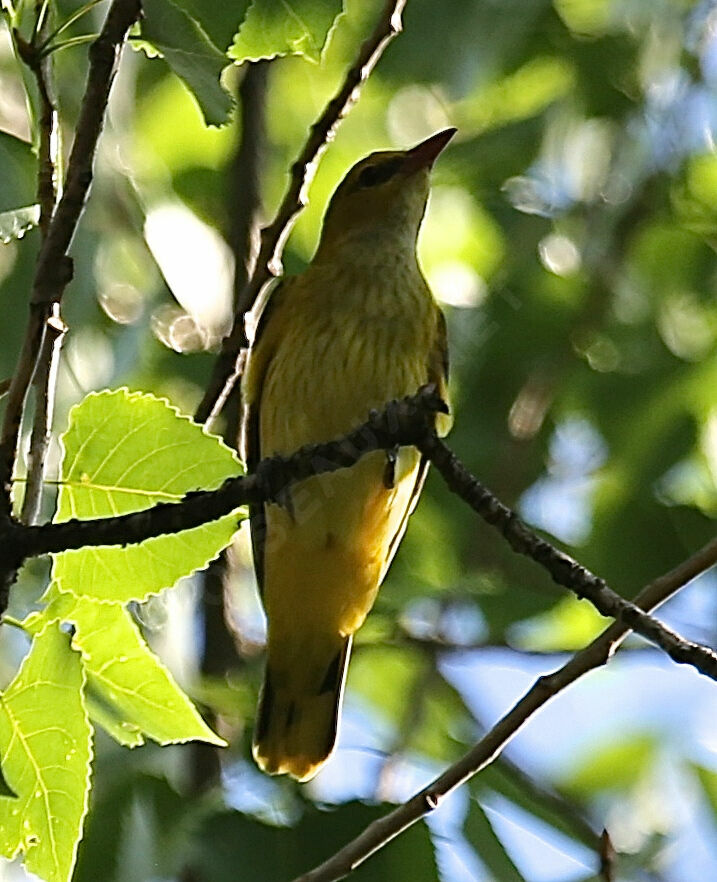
[195,0,409,426]
[16,8,65,527]
[28,20,58,237]
[600,830,616,882]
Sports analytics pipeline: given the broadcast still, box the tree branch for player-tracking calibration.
[6,386,717,685]
[20,307,66,525]
[195,0,409,426]
[0,0,141,521]
[288,534,717,882]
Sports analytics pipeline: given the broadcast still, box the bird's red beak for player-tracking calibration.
[403,127,457,173]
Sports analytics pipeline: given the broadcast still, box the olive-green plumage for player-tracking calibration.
[242,129,455,781]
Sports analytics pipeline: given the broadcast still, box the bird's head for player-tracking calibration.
[316,128,456,259]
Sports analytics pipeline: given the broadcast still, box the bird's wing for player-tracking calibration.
[381,304,451,579]
[241,281,287,596]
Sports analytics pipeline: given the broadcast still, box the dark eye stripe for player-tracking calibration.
[356,158,402,189]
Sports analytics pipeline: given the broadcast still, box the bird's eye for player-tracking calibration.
[356,159,402,189]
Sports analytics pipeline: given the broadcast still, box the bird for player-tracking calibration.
[241,128,455,781]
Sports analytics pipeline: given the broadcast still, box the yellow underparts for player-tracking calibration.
[248,251,449,780]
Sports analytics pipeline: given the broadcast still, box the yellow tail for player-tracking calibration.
[252,635,352,781]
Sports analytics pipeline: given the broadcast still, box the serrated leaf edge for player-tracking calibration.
[0,622,93,882]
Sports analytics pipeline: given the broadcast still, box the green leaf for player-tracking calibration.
[0,204,40,243]
[83,693,144,748]
[475,763,600,852]
[0,132,36,212]
[693,764,717,822]
[74,772,200,882]
[0,623,93,882]
[52,388,244,604]
[464,798,528,882]
[172,0,251,51]
[229,0,344,63]
[560,734,656,796]
[25,590,225,747]
[141,0,234,126]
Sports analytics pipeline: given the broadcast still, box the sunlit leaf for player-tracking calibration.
[52,388,244,604]
[229,0,344,63]
[141,0,234,126]
[83,693,144,748]
[172,0,251,51]
[24,590,225,747]
[0,623,92,882]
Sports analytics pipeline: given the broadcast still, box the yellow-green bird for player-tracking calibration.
[241,128,455,781]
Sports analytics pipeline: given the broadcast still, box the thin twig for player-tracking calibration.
[9,389,450,562]
[288,536,717,882]
[0,294,46,524]
[15,5,65,527]
[600,829,616,882]
[215,59,270,447]
[30,7,58,237]
[0,0,140,522]
[1,6,60,520]
[20,307,67,525]
[195,0,409,426]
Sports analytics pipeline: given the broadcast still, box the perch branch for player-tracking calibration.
[195,0,409,426]
[7,387,717,686]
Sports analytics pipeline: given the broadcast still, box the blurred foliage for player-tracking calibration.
[1,0,717,880]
